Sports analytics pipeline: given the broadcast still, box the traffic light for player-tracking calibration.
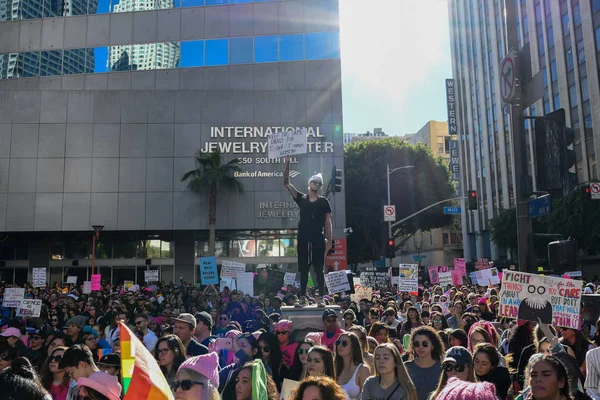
[581,184,591,200]
[333,167,343,193]
[468,190,478,210]
[386,238,396,259]
[535,109,578,198]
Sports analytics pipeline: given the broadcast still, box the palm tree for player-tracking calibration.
[181,151,245,255]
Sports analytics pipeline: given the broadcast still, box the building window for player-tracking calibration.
[254,36,278,63]
[596,27,600,52]
[229,37,253,65]
[547,26,554,48]
[538,35,545,55]
[566,49,574,71]
[553,93,560,108]
[550,59,558,82]
[544,99,551,114]
[562,13,570,36]
[180,41,204,67]
[581,77,590,102]
[279,34,304,62]
[573,3,581,26]
[305,32,329,60]
[569,84,578,107]
[594,0,600,13]
[205,39,228,66]
[576,40,585,64]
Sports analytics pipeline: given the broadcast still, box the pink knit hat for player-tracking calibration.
[275,319,293,332]
[178,352,219,388]
[436,378,497,400]
[305,332,322,345]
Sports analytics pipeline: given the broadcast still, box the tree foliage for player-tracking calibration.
[344,138,455,264]
[489,207,518,256]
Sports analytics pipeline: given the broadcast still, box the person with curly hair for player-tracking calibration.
[290,376,347,400]
[404,326,444,400]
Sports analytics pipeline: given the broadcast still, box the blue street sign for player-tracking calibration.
[527,195,551,218]
[373,259,386,267]
[443,206,462,214]
[413,255,426,261]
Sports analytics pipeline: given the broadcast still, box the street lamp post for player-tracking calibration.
[91,225,104,276]
[386,165,414,268]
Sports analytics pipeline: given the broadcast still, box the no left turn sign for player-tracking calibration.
[500,53,516,104]
[591,182,600,199]
[384,205,396,222]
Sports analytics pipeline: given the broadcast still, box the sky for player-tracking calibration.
[339,0,453,136]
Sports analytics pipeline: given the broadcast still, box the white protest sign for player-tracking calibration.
[284,272,297,286]
[268,127,308,159]
[236,272,255,297]
[279,378,301,400]
[499,271,583,328]
[16,299,42,317]
[439,272,452,287]
[145,270,159,283]
[221,261,246,277]
[67,276,77,284]
[220,276,237,292]
[325,271,351,295]
[2,288,25,308]
[83,281,92,294]
[489,267,501,285]
[470,271,479,285]
[476,269,492,285]
[351,278,373,303]
[398,264,419,292]
[32,268,46,288]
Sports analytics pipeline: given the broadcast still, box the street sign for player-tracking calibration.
[443,206,461,214]
[383,205,396,222]
[500,52,517,104]
[591,182,600,199]
[527,195,551,218]
[326,238,347,272]
[413,255,426,262]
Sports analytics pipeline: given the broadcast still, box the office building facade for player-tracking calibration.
[0,0,345,286]
[448,0,600,262]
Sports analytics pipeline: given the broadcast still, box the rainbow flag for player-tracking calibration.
[119,322,174,400]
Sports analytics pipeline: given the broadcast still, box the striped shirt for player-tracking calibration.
[585,347,600,399]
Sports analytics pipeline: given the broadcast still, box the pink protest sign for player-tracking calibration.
[428,266,439,284]
[437,265,449,273]
[454,258,466,276]
[451,270,463,286]
[475,258,491,270]
[91,274,101,291]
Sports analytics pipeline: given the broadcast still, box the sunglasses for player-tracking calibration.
[433,319,443,324]
[260,345,271,353]
[310,181,323,186]
[412,341,429,348]
[49,355,63,363]
[275,331,289,336]
[335,339,349,347]
[298,348,311,355]
[472,309,481,314]
[220,317,228,321]
[443,363,466,373]
[171,380,205,391]
[51,318,58,322]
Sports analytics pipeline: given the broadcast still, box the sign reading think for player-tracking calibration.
[398,264,418,293]
[90,274,101,291]
[144,270,159,283]
[16,299,42,317]
[454,258,466,276]
[221,260,247,277]
[2,288,24,308]
[499,271,583,328]
[199,257,218,285]
[325,271,351,295]
[359,267,390,289]
[66,276,77,284]
[32,268,46,288]
[268,128,308,159]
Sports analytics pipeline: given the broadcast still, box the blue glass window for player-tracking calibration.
[93,47,109,73]
[576,40,585,64]
[573,4,581,27]
[181,41,205,67]
[569,84,577,107]
[17,52,40,77]
[550,59,557,82]
[206,39,228,66]
[330,32,340,58]
[230,0,252,3]
[40,51,63,76]
[181,0,204,6]
[566,49,574,71]
[594,0,600,13]
[206,0,227,5]
[279,34,304,62]
[305,32,329,60]
[254,36,278,63]
[553,94,560,108]
[230,37,253,64]
[596,27,600,52]
[562,13,570,36]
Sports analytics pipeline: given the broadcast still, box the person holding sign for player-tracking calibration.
[284,156,332,306]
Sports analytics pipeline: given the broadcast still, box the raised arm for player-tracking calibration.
[283,156,299,198]
[325,212,332,250]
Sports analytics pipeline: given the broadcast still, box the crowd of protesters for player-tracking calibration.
[0,275,598,400]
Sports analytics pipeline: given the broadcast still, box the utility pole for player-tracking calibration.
[386,164,414,267]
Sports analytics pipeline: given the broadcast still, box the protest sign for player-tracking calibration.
[359,267,389,289]
[144,270,159,283]
[439,272,452,287]
[284,272,297,286]
[325,271,351,294]
[489,267,500,285]
[66,276,77,284]
[499,271,583,328]
[199,257,218,285]
[279,378,301,400]
[268,128,307,159]
[2,288,24,308]
[236,272,255,297]
[16,299,42,317]
[91,274,101,291]
[451,270,463,286]
[221,260,246,277]
[220,276,236,292]
[475,269,491,285]
[470,271,479,285]
[439,302,450,314]
[351,278,373,303]
[124,281,134,291]
[428,266,440,284]
[475,258,491,270]
[437,266,449,273]
[83,281,91,294]
[32,268,46,288]
[398,264,418,292]
[454,258,466,276]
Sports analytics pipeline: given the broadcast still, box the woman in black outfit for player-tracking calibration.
[473,343,510,400]
[257,332,289,392]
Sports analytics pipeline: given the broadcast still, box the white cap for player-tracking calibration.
[309,173,323,184]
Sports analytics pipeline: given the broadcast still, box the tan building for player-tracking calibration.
[399,121,463,267]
